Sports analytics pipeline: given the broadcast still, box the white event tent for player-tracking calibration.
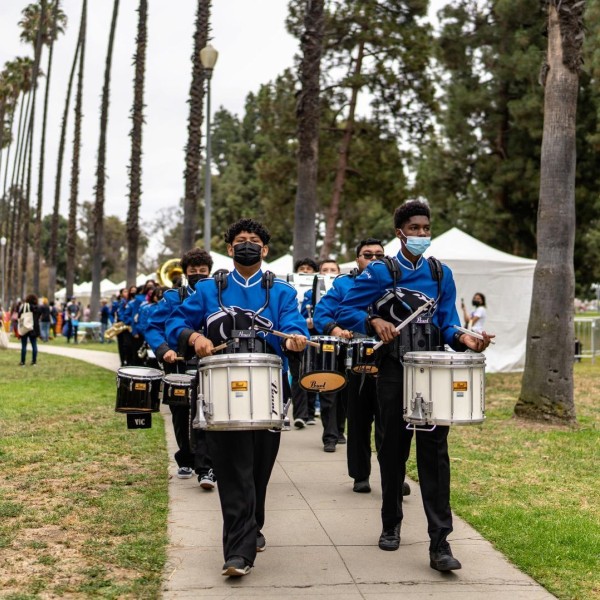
[339,228,536,373]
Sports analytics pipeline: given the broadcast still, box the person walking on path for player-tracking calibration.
[337,200,494,572]
[18,294,40,366]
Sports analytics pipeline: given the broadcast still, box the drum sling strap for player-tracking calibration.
[379,255,444,360]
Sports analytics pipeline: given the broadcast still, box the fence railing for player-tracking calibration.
[574,317,600,363]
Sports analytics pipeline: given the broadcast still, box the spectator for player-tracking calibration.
[38,297,51,342]
[100,298,112,343]
[18,294,40,366]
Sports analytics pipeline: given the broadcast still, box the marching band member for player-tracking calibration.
[290,257,319,428]
[337,200,493,571]
[166,218,308,578]
[145,248,215,487]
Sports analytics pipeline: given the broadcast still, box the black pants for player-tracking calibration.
[289,355,315,421]
[376,356,452,550]
[167,365,212,474]
[206,429,281,564]
[320,389,346,444]
[117,330,127,365]
[345,372,382,481]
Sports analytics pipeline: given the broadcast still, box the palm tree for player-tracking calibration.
[18,0,52,298]
[89,0,120,316]
[516,0,585,423]
[19,1,67,293]
[47,9,83,301]
[65,0,87,300]
[181,0,211,253]
[293,0,324,263]
[3,57,35,303]
[125,0,148,289]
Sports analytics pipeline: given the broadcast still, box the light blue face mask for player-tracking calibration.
[404,236,431,256]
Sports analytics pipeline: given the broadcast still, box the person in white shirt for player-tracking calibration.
[462,292,487,333]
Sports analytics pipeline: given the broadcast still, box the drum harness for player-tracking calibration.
[372,256,444,367]
[214,269,292,421]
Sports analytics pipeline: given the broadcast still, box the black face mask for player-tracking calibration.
[187,273,208,288]
[233,241,263,267]
[472,300,481,307]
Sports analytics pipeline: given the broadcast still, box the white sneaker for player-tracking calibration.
[177,467,194,479]
[294,418,306,429]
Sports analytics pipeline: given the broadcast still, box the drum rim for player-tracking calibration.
[403,351,485,364]
[198,353,283,366]
[309,335,348,343]
[118,366,164,377]
[163,373,194,383]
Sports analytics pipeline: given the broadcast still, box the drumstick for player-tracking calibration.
[373,299,435,351]
[211,342,229,353]
[266,328,321,348]
[453,325,496,345]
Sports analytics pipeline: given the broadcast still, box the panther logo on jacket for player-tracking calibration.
[205,307,274,343]
[375,288,434,326]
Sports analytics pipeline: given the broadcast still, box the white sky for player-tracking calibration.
[0,0,447,229]
[0,0,299,227]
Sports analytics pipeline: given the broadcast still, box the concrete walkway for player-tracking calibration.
[11,342,555,599]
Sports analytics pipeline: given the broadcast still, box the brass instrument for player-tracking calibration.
[157,258,183,288]
[104,321,131,340]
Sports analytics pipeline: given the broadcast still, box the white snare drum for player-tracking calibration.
[403,351,485,428]
[193,353,284,430]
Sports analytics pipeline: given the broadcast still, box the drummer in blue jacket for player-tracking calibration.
[145,248,215,487]
[166,218,308,578]
[337,200,493,572]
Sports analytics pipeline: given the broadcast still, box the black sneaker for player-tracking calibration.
[177,467,194,479]
[294,418,306,429]
[430,541,462,571]
[256,531,266,552]
[199,468,216,490]
[222,556,251,577]
[378,524,400,551]
[353,479,371,493]
[337,434,346,445]
[323,442,336,453]
[402,481,411,496]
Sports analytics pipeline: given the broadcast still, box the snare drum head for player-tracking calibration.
[163,374,193,385]
[199,353,282,369]
[118,366,163,378]
[403,351,485,366]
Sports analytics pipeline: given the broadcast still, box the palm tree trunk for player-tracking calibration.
[516,1,583,423]
[320,39,364,259]
[34,0,59,295]
[181,0,210,253]
[66,0,87,300]
[48,16,82,302]
[293,0,324,263]
[90,0,120,316]
[125,0,148,288]
[21,0,47,297]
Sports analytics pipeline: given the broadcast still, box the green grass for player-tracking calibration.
[0,350,167,598]
[406,361,600,600]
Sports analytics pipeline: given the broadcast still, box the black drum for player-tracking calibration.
[347,338,378,374]
[115,367,163,413]
[300,336,347,393]
[161,373,194,407]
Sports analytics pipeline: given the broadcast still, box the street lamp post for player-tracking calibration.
[200,44,218,252]
[0,236,6,311]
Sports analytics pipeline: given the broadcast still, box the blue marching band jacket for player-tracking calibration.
[336,251,464,350]
[133,250,464,371]
[162,270,308,373]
